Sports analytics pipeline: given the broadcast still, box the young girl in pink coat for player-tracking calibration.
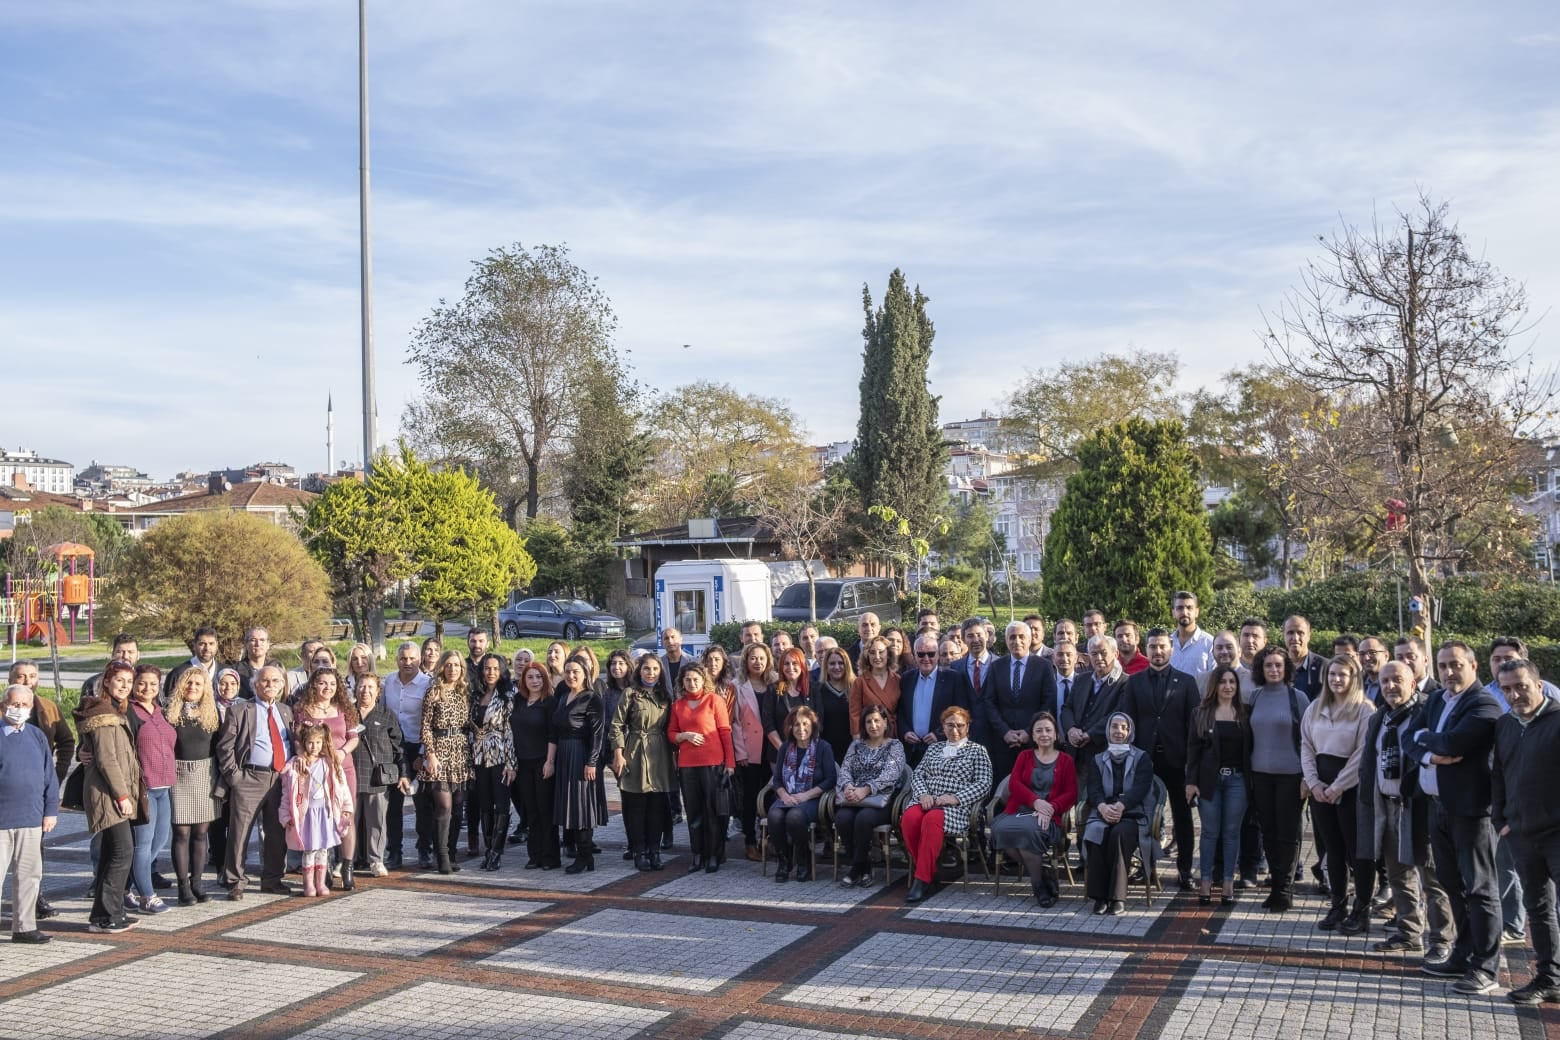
[281,722,355,896]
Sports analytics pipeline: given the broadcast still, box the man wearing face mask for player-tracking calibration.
[1493,658,1560,1005]
[0,685,59,944]
[1358,661,1452,959]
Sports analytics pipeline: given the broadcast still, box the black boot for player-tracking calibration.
[435,818,454,874]
[565,831,595,874]
[177,879,196,907]
[189,867,208,904]
[635,852,652,872]
[341,863,356,891]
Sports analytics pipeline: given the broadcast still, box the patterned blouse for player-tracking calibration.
[470,688,517,771]
[837,737,907,795]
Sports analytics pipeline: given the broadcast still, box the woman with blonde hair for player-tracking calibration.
[736,642,776,860]
[1301,654,1376,935]
[814,645,855,763]
[419,650,474,875]
[850,636,900,740]
[344,642,375,694]
[165,668,222,905]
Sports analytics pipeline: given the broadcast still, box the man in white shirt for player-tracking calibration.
[382,642,433,869]
[1168,591,1215,690]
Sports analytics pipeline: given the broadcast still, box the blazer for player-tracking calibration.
[216,699,295,785]
[1184,711,1253,795]
[896,667,974,741]
[977,653,1058,745]
[1402,683,1502,818]
[1123,666,1198,767]
[1060,672,1129,760]
[1292,652,1329,701]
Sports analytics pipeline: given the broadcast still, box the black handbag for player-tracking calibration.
[371,763,401,787]
[60,765,85,812]
[713,771,737,817]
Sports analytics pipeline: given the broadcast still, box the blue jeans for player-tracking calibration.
[1498,832,1526,938]
[130,787,172,901]
[1198,770,1248,882]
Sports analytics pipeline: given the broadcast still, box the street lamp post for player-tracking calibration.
[358,0,385,657]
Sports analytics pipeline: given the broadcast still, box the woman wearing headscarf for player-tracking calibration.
[1083,712,1154,916]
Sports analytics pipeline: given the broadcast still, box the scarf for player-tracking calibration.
[1105,711,1135,759]
[782,740,818,793]
[940,737,968,760]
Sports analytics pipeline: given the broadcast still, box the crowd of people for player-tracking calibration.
[2,595,1558,1006]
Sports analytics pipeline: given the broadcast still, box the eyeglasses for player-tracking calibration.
[915,651,938,659]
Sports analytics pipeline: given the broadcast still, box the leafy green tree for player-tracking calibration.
[299,470,416,644]
[1,505,135,580]
[933,498,1005,614]
[563,369,650,601]
[849,269,945,584]
[102,511,331,661]
[518,516,589,599]
[1041,419,1213,623]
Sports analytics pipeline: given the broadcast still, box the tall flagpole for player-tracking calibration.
[358,0,377,476]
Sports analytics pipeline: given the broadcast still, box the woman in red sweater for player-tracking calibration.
[990,711,1077,907]
[667,665,736,873]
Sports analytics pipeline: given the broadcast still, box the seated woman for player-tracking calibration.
[991,711,1077,907]
[1082,712,1154,916]
[900,706,993,904]
[766,706,837,883]
[834,704,907,888]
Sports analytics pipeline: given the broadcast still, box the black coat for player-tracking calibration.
[1493,703,1560,838]
[1292,652,1329,701]
[977,653,1058,746]
[1060,673,1128,761]
[1402,684,1502,818]
[1124,666,1198,768]
[352,698,405,791]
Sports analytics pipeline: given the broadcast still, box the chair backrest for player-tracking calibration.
[985,774,1011,823]
[889,763,917,824]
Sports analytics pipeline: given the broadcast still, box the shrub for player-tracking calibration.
[919,576,977,625]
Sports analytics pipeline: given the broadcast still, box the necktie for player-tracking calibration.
[1061,678,1071,707]
[267,706,285,771]
[1012,659,1022,690]
[972,659,981,689]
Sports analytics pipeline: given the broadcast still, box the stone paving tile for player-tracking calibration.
[480,907,813,993]
[903,878,1172,937]
[226,888,545,958]
[0,939,112,986]
[31,890,285,932]
[0,951,359,1040]
[778,930,1127,1030]
[723,1022,902,1040]
[642,860,878,915]
[286,980,669,1040]
[414,852,652,893]
[1214,899,1452,956]
[1162,959,1524,1040]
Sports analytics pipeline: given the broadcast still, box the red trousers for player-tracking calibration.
[901,805,946,883]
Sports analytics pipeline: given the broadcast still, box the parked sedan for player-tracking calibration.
[497,596,626,641]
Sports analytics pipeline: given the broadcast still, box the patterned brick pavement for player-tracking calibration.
[5,806,1560,1040]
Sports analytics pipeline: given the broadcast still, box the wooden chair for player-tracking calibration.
[756,780,829,877]
[831,763,913,883]
[1076,774,1168,905]
[987,776,1077,896]
[893,781,991,888]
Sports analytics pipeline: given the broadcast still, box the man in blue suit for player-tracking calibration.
[977,621,1058,786]
[1403,640,1504,996]
[900,633,973,768]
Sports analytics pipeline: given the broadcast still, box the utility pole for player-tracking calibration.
[358,0,385,658]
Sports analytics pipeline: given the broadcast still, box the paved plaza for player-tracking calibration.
[3,805,1556,1040]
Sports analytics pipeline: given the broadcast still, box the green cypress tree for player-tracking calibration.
[1040,418,1214,623]
[850,269,946,585]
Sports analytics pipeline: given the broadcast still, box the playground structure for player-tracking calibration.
[1,541,97,656]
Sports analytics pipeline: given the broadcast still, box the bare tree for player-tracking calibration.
[757,485,850,621]
[1264,195,1552,633]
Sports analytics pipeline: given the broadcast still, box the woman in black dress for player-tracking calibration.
[551,659,605,874]
[511,663,560,869]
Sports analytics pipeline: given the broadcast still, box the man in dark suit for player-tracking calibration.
[1061,635,1129,796]
[959,618,995,699]
[1124,628,1199,888]
[216,665,296,900]
[1283,615,1329,700]
[1404,640,1504,996]
[1395,636,1443,698]
[977,621,1058,786]
[900,633,974,767]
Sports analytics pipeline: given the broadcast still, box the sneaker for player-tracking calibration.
[1452,969,1498,995]
[1508,977,1560,1005]
[123,892,140,911]
[1421,958,1465,979]
[369,863,389,878]
[87,919,138,934]
[138,897,172,915]
[1374,935,1424,954]
[1501,928,1527,947]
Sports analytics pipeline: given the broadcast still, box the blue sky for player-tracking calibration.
[2,2,1557,478]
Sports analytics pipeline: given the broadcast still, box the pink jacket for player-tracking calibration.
[279,755,354,851]
[729,681,765,766]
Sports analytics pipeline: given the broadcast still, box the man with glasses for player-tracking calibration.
[900,633,973,768]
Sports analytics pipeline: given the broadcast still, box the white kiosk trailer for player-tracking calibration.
[650,558,774,654]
